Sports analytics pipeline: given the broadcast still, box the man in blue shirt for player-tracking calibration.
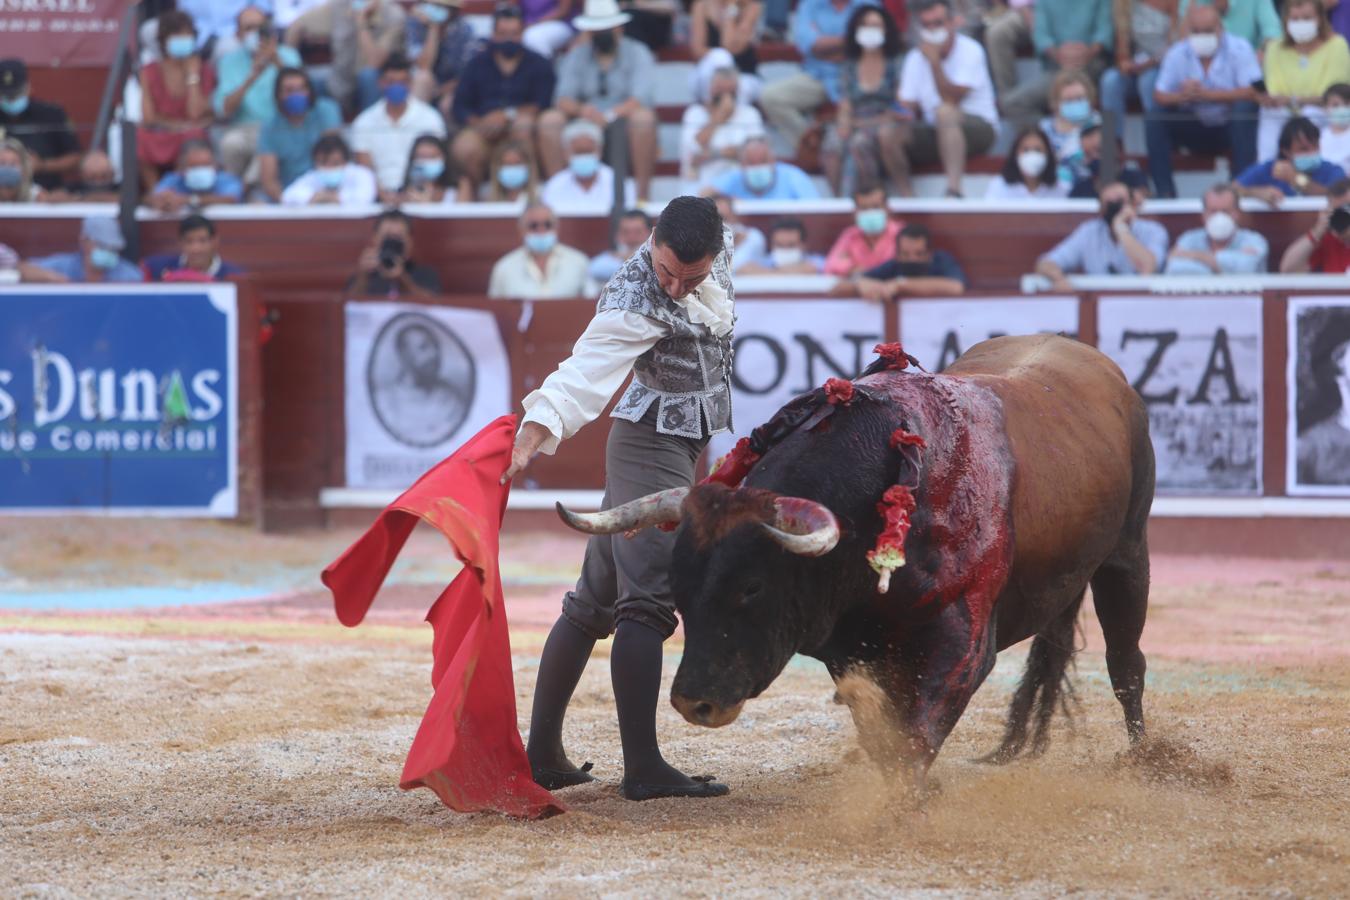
[1002,0,1114,130]
[1236,117,1348,207]
[212,6,302,180]
[257,67,343,201]
[177,0,271,53]
[712,137,821,200]
[1164,182,1268,274]
[758,0,864,153]
[142,215,246,282]
[1145,3,1261,198]
[19,217,144,284]
[854,223,966,299]
[147,140,244,214]
[1035,180,1170,289]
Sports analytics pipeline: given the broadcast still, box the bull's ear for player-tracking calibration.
[891,420,925,488]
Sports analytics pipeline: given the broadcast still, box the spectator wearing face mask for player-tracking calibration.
[1320,82,1350,170]
[1236,115,1347,206]
[1145,2,1260,199]
[147,140,244,213]
[540,119,637,212]
[450,5,556,192]
[711,193,766,273]
[850,222,965,299]
[1257,0,1350,160]
[1035,179,1169,289]
[287,0,408,116]
[1038,70,1103,187]
[138,11,217,195]
[399,134,473,203]
[986,127,1069,199]
[0,59,81,191]
[213,6,303,180]
[738,217,827,275]
[1176,0,1281,52]
[486,139,539,202]
[1279,176,1350,272]
[1002,0,1114,130]
[281,133,379,205]
[257,67,343,203]
[45,151,120,203]
[589,207,653,283]
[352,55,449,194]
[824,182,904,277]
[711,136,820,200]
[488,202,592,298]
[679,67,765,191]
[821,5,906,197]
[409,0,482,122]
[19,216,144,284]
[0,139,43,202]
[143,214,246,282]
[1164,181,1268,274]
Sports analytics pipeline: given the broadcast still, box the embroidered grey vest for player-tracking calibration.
[597,231,735,440]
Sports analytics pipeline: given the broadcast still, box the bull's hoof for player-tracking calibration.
[621,775,730,801]
[531,760,596,790]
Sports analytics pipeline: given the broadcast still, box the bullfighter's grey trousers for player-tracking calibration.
[561,407,707,640]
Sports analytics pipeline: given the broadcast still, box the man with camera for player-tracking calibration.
[1280,178,1350,273]
[347,209,443,297]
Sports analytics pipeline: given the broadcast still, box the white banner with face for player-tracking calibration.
[1098,296,1263,496]
[345,302,511,489]
[897,297,1080,373]
[1287,297,1350,496]
[710,298,886,462]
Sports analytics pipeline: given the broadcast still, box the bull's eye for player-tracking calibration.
[739,579,764,606]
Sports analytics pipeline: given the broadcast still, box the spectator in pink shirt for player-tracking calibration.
[824,182,904,276]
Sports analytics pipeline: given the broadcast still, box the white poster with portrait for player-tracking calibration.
[345,302,511,489]
[709,299,886,462]
[1287,297,1350,496]
[1098,296,1263,496]
[897,297,1080,372]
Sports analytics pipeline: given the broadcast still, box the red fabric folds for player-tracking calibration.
[321,414,564,819]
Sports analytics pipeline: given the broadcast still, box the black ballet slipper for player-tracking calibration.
[620,776,730,801]
[531,760,596,790]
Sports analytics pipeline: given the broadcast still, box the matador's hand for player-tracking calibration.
[501,421,551,484]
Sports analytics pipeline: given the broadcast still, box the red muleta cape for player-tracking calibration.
[321,414,564,819]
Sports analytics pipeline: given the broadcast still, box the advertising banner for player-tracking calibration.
[897,297,1080,372]
[1098,296,1263,496]
[2,0,131,67]
[0,285,238,515]
[709,298,885,462]
[1287,297,1350,496]
[345,302,510,489]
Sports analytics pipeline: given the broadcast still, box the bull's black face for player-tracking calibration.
[669,525,811,728]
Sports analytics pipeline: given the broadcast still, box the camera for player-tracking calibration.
[1330,205,1350,234]
[378,236,406,271]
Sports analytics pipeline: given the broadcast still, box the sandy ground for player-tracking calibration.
[2,520,1349,898]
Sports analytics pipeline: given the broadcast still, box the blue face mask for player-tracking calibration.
[183,165,216,192]
[317,167,345,190]
[498,163,529,189]
[166,35,197,59]
[384,82,410,105]
[569,153,600,179]
[0,165,20,187]
[855,208,888,236]
[1330,106,1350,128]
[420,2,451,23]
[281,92,311,116]
[90,247,120,270]
[1059,98,1092,124]
[1294,152,1323,172]
[525,231,557,254]
[352,0,370,9]
[1,94,29,116]
[242,30,262,53]
[412,158,445,182]
[744,164,774,192]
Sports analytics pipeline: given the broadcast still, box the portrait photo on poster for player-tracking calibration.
[1288,298,1350,496]
[367,311,475,449]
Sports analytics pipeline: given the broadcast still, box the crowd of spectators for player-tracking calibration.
[13,0,1350,295]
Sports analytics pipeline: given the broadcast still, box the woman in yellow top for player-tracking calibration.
[1259,0,1350,158]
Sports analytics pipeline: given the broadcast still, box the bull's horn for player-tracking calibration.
[761,497,840,557]
[555,487,690,535]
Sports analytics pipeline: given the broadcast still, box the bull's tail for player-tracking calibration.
[980,593,1085,764]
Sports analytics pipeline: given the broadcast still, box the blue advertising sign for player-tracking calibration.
[0,285,238,516]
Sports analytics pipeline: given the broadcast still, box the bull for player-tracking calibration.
[558,334,1155,784]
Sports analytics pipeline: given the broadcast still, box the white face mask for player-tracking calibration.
[1288,19,1319,44]
[771,246,804,267]
[1189,32,1219,58]
[1205,211,1238,242]
[919,26,949,45]
[855,26,885,49]
[1017,150,1048,178]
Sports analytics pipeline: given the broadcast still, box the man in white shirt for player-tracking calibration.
[487,202,592,298]
[539,119,637,213]
[894,0,999,197]
[350,54,447,197]
[679,66,766,191]
[280,133,378,205]
[501,196,735,802]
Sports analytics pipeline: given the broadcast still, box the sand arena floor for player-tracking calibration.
[1,519,1348,898]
